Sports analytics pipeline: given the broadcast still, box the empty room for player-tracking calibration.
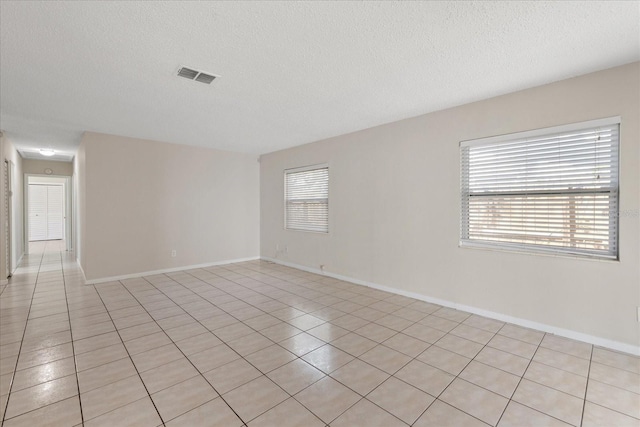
[0,1,639,426]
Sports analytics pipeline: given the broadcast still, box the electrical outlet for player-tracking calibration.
[171,250,176,257]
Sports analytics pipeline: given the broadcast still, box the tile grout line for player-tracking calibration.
[0,246,45,426]
[582,400,640,422]
[289,314,441,424]
[175,267,384,425]
[141,272,326,426]
[115,262,616,426]
[178,273,362,425]
[151,270,337,425]
[406,317,500,427]
[90,282,168,425]
[206,262,640,425]
[59,246,86,425]
[186,266,515,426]
[184,267,485,426]
[4,256,636,426]
[587,376,640,395]
[160,262,640,426]
[491,325,544,426]
[112,276,248,426]
[336,345,427,426]
[379,317,576,426]
[0,280,8,297]
[492,331,583,427]
[410,319,602,425]
[579,345,594,427]
[179,266,423,362]
[294,312,504,425]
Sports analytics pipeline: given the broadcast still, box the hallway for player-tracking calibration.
[0,240,83,425]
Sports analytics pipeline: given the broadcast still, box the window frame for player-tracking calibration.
[284,164,329,234]
[459,117,620,260]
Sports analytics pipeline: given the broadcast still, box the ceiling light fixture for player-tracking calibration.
[39,149,55,157]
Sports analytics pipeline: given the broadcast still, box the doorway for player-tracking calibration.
[28,183,64,241]
[25,175,71,252]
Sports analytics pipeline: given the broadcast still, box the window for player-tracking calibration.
[285,165,329,233]
[460,118,619,259]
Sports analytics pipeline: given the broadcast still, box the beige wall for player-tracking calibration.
[74,142,85,269]
[0,135,25,278]
[1,134,5,280]
[23,159,73,176]
[260,62,640,350]
[80,132,260,281]
[1,135,4,280]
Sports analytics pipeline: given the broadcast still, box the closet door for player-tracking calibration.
[28,185,48,241]
[47,185,64,240]
[29,184,64,241]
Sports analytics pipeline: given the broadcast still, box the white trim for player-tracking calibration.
[84,256,261,285]
[284,163,329,174]
[460,116,621,147]
[459,119,620,261]
[5,159,13,276]
[12,253,23,275]
[459,241,619,262]
[284,165,330,234]
[77,259,87,282]
[24,174,72,253]
[262,256,639,356]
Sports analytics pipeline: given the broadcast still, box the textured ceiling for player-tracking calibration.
[1,1,638,156]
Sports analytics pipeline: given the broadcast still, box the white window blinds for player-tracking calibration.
[461,119,619,259]
[285,166,329,233]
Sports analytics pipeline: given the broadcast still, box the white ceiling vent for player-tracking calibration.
[177,67,199,79]
[177,66,218,84]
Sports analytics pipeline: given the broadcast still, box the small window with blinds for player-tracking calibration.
[460,118,619,259]
[285,165,329,233]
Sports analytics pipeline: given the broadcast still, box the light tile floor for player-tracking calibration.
[0,241,638,426]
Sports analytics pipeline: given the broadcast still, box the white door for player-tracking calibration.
[47,186,64,240]
[29,185,47,241]
[29,184,64,241]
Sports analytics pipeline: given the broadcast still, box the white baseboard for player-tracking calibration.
[77,260,87,283]
[262,257,640,356]
[1,252,25,285]
[84,256,261,285]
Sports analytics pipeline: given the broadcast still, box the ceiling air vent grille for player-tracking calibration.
[177,66,218,84]
[195,73,216,84]
[177,67,199,79]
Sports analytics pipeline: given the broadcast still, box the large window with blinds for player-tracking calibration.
[460,118,619,259]
[285,165,329,233]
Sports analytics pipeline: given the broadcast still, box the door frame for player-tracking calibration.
[4,159,13,278]
[24,174,72,254]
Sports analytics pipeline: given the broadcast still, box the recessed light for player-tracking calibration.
[39,149,55,157]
